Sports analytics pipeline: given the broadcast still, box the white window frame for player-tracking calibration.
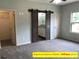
[70,12,79,34]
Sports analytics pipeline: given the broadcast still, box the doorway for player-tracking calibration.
[0,10,16,48]
[29,9,53,43]
[38,12,46,41]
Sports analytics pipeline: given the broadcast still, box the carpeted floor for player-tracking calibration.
[0,39,79,59]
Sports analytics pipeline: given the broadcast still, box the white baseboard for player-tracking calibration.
[16,42,31,46]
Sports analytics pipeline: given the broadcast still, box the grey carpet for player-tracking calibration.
[0,39,79,59]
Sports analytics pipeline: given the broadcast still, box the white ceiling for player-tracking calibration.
[28,0,79,5]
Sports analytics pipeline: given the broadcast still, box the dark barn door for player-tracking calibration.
[29,9,53,43]
[31,10,38,42]
[45,11,51,40]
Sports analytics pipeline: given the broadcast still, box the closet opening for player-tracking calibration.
[0,10,16,48]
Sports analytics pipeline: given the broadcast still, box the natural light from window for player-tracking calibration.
[71,12,79,33]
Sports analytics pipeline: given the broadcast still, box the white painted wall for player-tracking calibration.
[50,14,58,39]
[61,2,79,42]
[0,0,61,46]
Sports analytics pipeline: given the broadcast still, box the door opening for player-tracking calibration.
[0,10,16,48]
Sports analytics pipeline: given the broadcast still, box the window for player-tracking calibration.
[71,12,79,33]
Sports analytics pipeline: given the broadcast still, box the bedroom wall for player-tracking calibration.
[0,0,61,46]
[61,2,79,42]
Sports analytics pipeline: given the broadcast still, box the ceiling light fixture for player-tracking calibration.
[53,0,61,4]
[49,0,67,4]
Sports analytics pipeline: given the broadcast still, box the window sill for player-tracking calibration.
[70,31,79,34]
